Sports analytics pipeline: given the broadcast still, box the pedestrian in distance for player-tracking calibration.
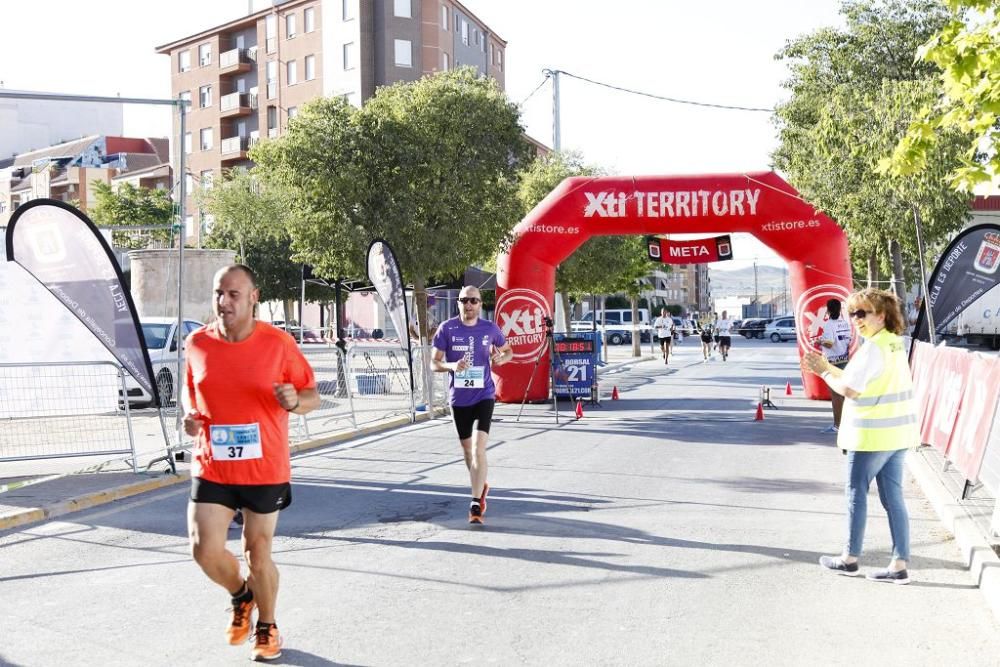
[183,264,319,661]
[801,288,917,585]
[715,310,735,362]
[653,307,675,365]
[818,298,853,433]
[699,320,714,361]
[432,285,513,524]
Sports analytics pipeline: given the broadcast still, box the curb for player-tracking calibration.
[0,410,447,533]
[907,447,1000,623]
[0,472,188,532]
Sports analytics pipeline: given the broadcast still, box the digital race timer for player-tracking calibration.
[554,339,595,354]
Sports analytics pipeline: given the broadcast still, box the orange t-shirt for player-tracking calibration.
[186,321,316,485]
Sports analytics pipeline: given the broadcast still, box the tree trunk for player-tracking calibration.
[630,295,641,357]
[559,292,572,333]
[889,238,909,324]
[866,250,880,289]
[282,298,294,326]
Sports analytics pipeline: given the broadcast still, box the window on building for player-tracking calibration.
[185,173,194,195]
[394,0,410,17]
[184,132,192,154]
[200,127,213,150]
[442,52,449,71]
[185,215,194,238]
[496,47,503,70]
[480,33,486,52]
[178,50,191,72]
[266,60,278,98]
[305,54,315,80]
[461,20,468,45]
[265,15,277,52]
[286,13,296,38]
[198,43,212,66]
[304,6,316,32]
[441,5,448,29]
[267,106,278,131]
[288,106,299,119]
[199,85,212,108]
[394,39,412,67]
[200,169,214,190]
[343,42,355,69]
[342,0,353,20]
[179,91,192,107]
[287,60,298,85]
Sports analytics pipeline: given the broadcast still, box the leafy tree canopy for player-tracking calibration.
[88,181,174,249]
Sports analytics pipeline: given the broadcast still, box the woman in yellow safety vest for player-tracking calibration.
[801,288,918,585]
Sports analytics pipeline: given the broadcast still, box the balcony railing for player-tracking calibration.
[219,48,254,73]
[220,92,249,113]
[220,136,249,156]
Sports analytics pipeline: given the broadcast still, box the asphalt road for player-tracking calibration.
[2,337,999,666]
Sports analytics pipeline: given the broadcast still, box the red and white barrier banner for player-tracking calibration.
[910,341,1000,483]
[920,346,971,454]
[948,355,1000,483]
[645,235,733,264]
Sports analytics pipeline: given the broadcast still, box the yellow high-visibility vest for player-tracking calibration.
[839,329,918,452]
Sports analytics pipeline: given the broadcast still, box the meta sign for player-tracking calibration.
[646,235,733,265]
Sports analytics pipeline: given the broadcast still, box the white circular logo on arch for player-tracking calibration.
[495,287,552,363]
[795,283,856,353]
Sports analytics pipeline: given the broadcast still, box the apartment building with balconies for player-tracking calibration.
[156,0,507,245]
[649,263,711,317]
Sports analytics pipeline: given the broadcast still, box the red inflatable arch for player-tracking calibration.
[493,171,852,402]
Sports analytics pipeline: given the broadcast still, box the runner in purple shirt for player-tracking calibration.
[432,285,513,524]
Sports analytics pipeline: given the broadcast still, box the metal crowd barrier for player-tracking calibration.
[0,360,138,472]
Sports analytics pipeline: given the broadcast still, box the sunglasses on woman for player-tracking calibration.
[459,297,481,304]
[848,309,869,319]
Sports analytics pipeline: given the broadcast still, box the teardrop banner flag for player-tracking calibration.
[914,223,1000,342]
[366,238,414,390]
[5,199,159,404]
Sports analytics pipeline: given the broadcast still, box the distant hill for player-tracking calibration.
[710,265,787,298]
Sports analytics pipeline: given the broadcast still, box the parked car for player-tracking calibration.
[739,318,770,339]
[287,327,325,344]
[121,317,204,407]
[571,308,651,345]
[765,317,797,342]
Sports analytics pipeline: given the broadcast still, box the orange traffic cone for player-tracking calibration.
[575,400,584,419]
[785,382,793,396]
[612,386,620,400]
[754,403,764,421]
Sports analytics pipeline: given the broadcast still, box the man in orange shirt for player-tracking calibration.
[183,264,318,661]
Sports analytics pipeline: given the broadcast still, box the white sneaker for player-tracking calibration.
[821,425,839,433]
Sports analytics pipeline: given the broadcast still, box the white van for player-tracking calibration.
[571,308,651,345]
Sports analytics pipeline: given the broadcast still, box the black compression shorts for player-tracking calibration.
[190,477,292,514]
[719,335,732,347]
[451,399,495,440]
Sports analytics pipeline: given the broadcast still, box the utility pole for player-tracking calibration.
[550,69,561,152]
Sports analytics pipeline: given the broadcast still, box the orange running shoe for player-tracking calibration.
[226,598,256,645]
[469,501,484,524]
[479,482,490,516]
[251,623,283,661]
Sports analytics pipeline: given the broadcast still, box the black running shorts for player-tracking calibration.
[719,335,732,347]
[700,333,712,343]
[658,336,672,349]
[191,477,292,514]
[451,399,496,440]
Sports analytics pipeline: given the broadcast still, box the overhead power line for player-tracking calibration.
[555,69,774,113]
[518,73,551,106]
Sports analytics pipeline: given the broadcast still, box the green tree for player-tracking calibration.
[252,68,529,342]
[884,0,1000,190]
[773,0,970,293]
[199,169,323,322]
[88,181,174,249]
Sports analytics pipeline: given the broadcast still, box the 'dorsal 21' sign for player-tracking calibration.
[646,234,733,265]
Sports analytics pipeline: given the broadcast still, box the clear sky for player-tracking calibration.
[1,0,846,267]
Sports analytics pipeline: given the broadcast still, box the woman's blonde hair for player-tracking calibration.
[846,288,906,335]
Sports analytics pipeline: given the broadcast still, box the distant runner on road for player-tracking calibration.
[183,264,319,661]
[716,310,735,361]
